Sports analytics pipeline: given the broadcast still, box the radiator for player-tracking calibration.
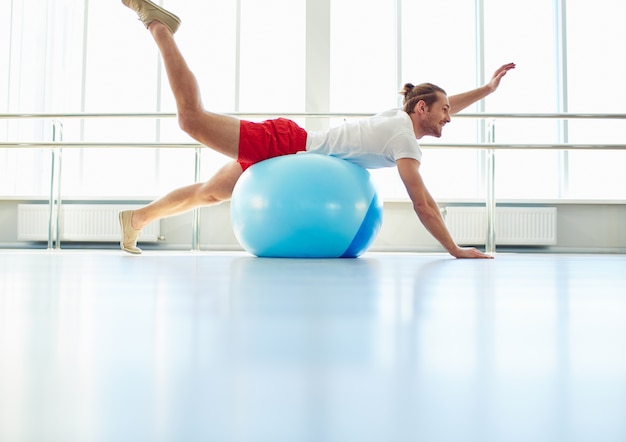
[444,206,557,246]
[17,204,160,242]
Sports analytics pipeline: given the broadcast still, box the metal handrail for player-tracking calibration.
[1,142,625,150]
[1,111,625,119]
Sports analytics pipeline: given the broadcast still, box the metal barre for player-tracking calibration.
[0,112,625,119]
[1,142,625,150]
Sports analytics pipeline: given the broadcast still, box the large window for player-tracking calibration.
[483,0,561,200]
[1,0,624,201]
[398,0,480,200]
[565,0,626,200]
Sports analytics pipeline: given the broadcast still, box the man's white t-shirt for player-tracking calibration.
[303,108,422,169]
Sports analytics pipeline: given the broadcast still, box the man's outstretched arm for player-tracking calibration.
[396,158,493,259]
[448,62,516,115]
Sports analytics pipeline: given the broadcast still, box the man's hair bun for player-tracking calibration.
[399,83,415,98]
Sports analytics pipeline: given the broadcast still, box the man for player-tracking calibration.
[119,0,515,258]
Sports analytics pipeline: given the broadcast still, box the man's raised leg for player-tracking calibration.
[123,0,241,158]
[148,24,240,159]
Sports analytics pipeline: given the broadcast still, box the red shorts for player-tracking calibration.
[237,118,308,171]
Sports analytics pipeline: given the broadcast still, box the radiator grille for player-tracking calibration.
[17,204,160,242]
[444,206,557,246]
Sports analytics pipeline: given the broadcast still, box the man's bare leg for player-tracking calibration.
[120,161,243,254]
[120,2,244,253]
[148,21,240,158]
[134,161,243,230]
[123,1,240,157]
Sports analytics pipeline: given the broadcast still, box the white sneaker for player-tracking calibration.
[119,210,143,254]
[122,0,181,34]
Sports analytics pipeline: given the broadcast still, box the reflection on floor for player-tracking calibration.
[1,251,625,442]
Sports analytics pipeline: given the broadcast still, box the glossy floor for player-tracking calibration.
[1,251,625,442]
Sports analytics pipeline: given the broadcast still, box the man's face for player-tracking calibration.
[422,93,451,138]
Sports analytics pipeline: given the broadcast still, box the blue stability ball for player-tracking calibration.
[230,154,383,258]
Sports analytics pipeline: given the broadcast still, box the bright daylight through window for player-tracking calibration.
[1,0,624,201]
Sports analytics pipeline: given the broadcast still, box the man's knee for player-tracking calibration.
[198,193,223,205]
[195,188,224,205]
[197,183,233,205]
[177,108,201,136]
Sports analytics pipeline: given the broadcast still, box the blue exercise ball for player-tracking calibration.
[230,154,383,258]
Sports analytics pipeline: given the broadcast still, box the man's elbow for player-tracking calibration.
[413,199,437,222]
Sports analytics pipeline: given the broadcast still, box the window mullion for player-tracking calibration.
[555,0,569,198]
[304,0,330,132]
